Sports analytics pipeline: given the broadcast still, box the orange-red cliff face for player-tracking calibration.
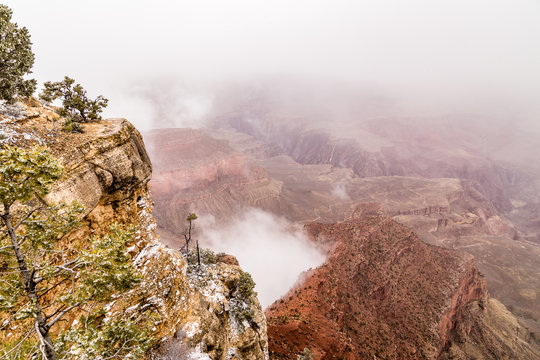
[144,129,271,236]
[266,216,487,359]
[147,128,266,198]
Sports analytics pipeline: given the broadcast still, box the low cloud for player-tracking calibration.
[331,181,350,201]
[198,208,325,308]
[4,0,539,131]
[124,78,214,131]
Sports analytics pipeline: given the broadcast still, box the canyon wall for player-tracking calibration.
[0,105,268,360]
[265,216,500,359]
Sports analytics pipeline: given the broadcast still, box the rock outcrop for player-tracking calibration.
[266,216,539,359]
[0,103,268,359]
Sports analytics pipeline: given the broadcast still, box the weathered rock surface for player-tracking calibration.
[0,105,268,359]
[266,216,539,359]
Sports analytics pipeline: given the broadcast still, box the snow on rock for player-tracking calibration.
[177,261,269,360]
[0,101,28,120]
[1,100,269,359]
[0,123,43,145]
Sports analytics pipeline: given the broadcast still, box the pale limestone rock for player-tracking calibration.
[35,116,269,359]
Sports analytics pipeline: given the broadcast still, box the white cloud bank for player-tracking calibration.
[2,0,540,130]
[198,208,325,308]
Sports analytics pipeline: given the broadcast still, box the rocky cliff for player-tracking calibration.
[0,102,268,359]
[266,216,539,359]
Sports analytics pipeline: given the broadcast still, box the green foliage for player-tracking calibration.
[39,76,109,126]
[230,271,257,324]
[238,271,256,299]
[0,146,147,359]
[0,145,63,206]
[62,116,83,133]
[186,213,198,222]
[234,307,255,323]
[0,338,41,360]
[55,311,154,360]
[75,225,141,302]
[0,313,154,360]
[0,5,37,103]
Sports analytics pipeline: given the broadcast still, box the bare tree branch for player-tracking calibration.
[37,276,71,297]
[47,303,81,327]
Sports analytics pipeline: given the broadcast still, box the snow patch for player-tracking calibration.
[182,320,201,338]
[188,346,212,360]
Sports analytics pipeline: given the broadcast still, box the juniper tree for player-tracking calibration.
[0,5,37,103]
[0,146,146,359]
[39,77,108,132]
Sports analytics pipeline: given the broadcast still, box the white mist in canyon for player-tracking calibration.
[198,208,325,308]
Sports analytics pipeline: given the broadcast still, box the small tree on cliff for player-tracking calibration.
[0,5,37,103]
[39,76,108,132]
[182,212,198,253]
[0,146,145,359]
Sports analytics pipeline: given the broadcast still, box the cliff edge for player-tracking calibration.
[0,102,268,359]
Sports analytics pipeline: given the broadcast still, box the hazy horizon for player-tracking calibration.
[3,0,539,131]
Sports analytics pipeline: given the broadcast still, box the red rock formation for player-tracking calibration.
[437,261,487,356]
[146,129,266,200]
[143,128,273,233]
[266,216,487,359]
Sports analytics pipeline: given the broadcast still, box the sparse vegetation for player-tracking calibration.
[182,212,197,252]
[0,5,37,103]
[238,271,256,299]
[39,76,108,132]
[54,313,154,359]
[186,247,217,266]
[297,347,314,360]
[230,271,257,323]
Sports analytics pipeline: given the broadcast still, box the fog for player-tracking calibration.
[3,0,540,131]
[198,208,325,308]
[331,181,350,201]
[4,0,540,305]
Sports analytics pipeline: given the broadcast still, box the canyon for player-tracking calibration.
[3,97,539,359]
[146,102,540,358]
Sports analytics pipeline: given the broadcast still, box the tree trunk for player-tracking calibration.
[1,208,57,360]
[196,240,201,267]
[35,321,56,360]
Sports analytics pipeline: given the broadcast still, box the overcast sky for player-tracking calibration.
[3,0,540,129]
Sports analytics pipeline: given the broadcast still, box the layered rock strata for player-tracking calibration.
[0,106,268,359]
